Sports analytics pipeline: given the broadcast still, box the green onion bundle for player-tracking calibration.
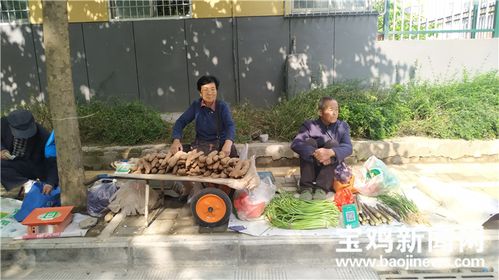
[264,193,340,230]
[377,193,423,224]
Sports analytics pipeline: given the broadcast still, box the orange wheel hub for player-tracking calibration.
[195,194,227,223]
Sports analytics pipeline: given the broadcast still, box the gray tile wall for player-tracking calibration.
[9,15,495,113]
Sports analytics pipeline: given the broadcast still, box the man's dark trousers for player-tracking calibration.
[1,160,46,191]
[299,139,336,192]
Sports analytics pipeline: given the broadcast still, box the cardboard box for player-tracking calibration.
[21,206,73,235]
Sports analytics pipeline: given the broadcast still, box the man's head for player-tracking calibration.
[197,75,220,105]
[6,109,37,139]
[318,97,339,125]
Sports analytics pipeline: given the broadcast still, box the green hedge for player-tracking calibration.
[4,72,497,145]
[263,73,498,141]
[77,100,168,145]
[264,83,410,141]
[399,72,499,139]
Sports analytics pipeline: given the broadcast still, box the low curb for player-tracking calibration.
[2,229,498,270]
[82,137,499,170]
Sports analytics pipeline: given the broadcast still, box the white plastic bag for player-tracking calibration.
[234,177,276,220]
[239,143,249,160]
[354,156,399,196]
[0,198,26,237]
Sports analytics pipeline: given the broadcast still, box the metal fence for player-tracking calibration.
[109,0,191,20]
[379,0,498,40]
[0,0,28,23]
[284,0,377,16]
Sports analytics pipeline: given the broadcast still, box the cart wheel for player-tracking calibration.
[191,187,232,228]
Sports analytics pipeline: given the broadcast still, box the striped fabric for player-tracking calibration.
[12,138,27,158]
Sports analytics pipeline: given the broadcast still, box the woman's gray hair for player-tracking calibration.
[318,96,338,110]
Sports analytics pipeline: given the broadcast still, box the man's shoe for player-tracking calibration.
[299,188,313,200]
[313,189,327,200]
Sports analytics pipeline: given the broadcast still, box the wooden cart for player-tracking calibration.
[85,156,260,228]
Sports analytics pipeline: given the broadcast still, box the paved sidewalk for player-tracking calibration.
[389,162,499,199]
[2,162,498,279]
[81,162,498,237]
[2,162,497,237]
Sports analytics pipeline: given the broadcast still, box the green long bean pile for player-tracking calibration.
[264,193,340,230]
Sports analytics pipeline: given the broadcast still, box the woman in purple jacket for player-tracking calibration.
[291,97,353,200]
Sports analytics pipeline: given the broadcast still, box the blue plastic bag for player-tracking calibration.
[87,179,118,217]
[13,181,61,222]
[45,130,56,158]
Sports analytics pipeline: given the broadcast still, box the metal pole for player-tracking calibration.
[145,182,149,227]
[383,0,391,40]
[493,0,499,37]
[392,0,397,39]
[401,0,405,40]
[460,0,465,39]
[409,1,414,40]
[471,0,479,38]
[231,2,241,104]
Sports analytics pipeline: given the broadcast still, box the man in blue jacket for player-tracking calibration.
[1,110,58,197]
[291,97,353,200]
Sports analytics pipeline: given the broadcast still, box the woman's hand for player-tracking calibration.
[170,139,183,154]
[221,140,233,156]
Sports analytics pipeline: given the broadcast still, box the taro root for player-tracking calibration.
[229,159,250,178]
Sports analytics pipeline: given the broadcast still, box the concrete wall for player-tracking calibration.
[334,15,379,84]
[134,20,190,111]
[27,0,109,24]
[374,39,499,85]
[2,15,497,113]
[185,18,238,105]
[289,17,334,94]
[237,16,289,107]
[1,15,377,112]
[27,0,286,23]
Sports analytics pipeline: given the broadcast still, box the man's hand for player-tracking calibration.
[42,184,53,195]
[313,148,335,165]
[221,140,233,157]
[322,159,332,166]
[169,139,183,154]
[1,149,13,160]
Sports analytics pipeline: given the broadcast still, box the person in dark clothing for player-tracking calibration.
[169,75,237,157]
[1,109,58,195]
[291,97,353,200]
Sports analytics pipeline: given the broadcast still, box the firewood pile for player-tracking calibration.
[130,150,251,179]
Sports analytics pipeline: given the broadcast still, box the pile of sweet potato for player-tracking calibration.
[130,150,250,179]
